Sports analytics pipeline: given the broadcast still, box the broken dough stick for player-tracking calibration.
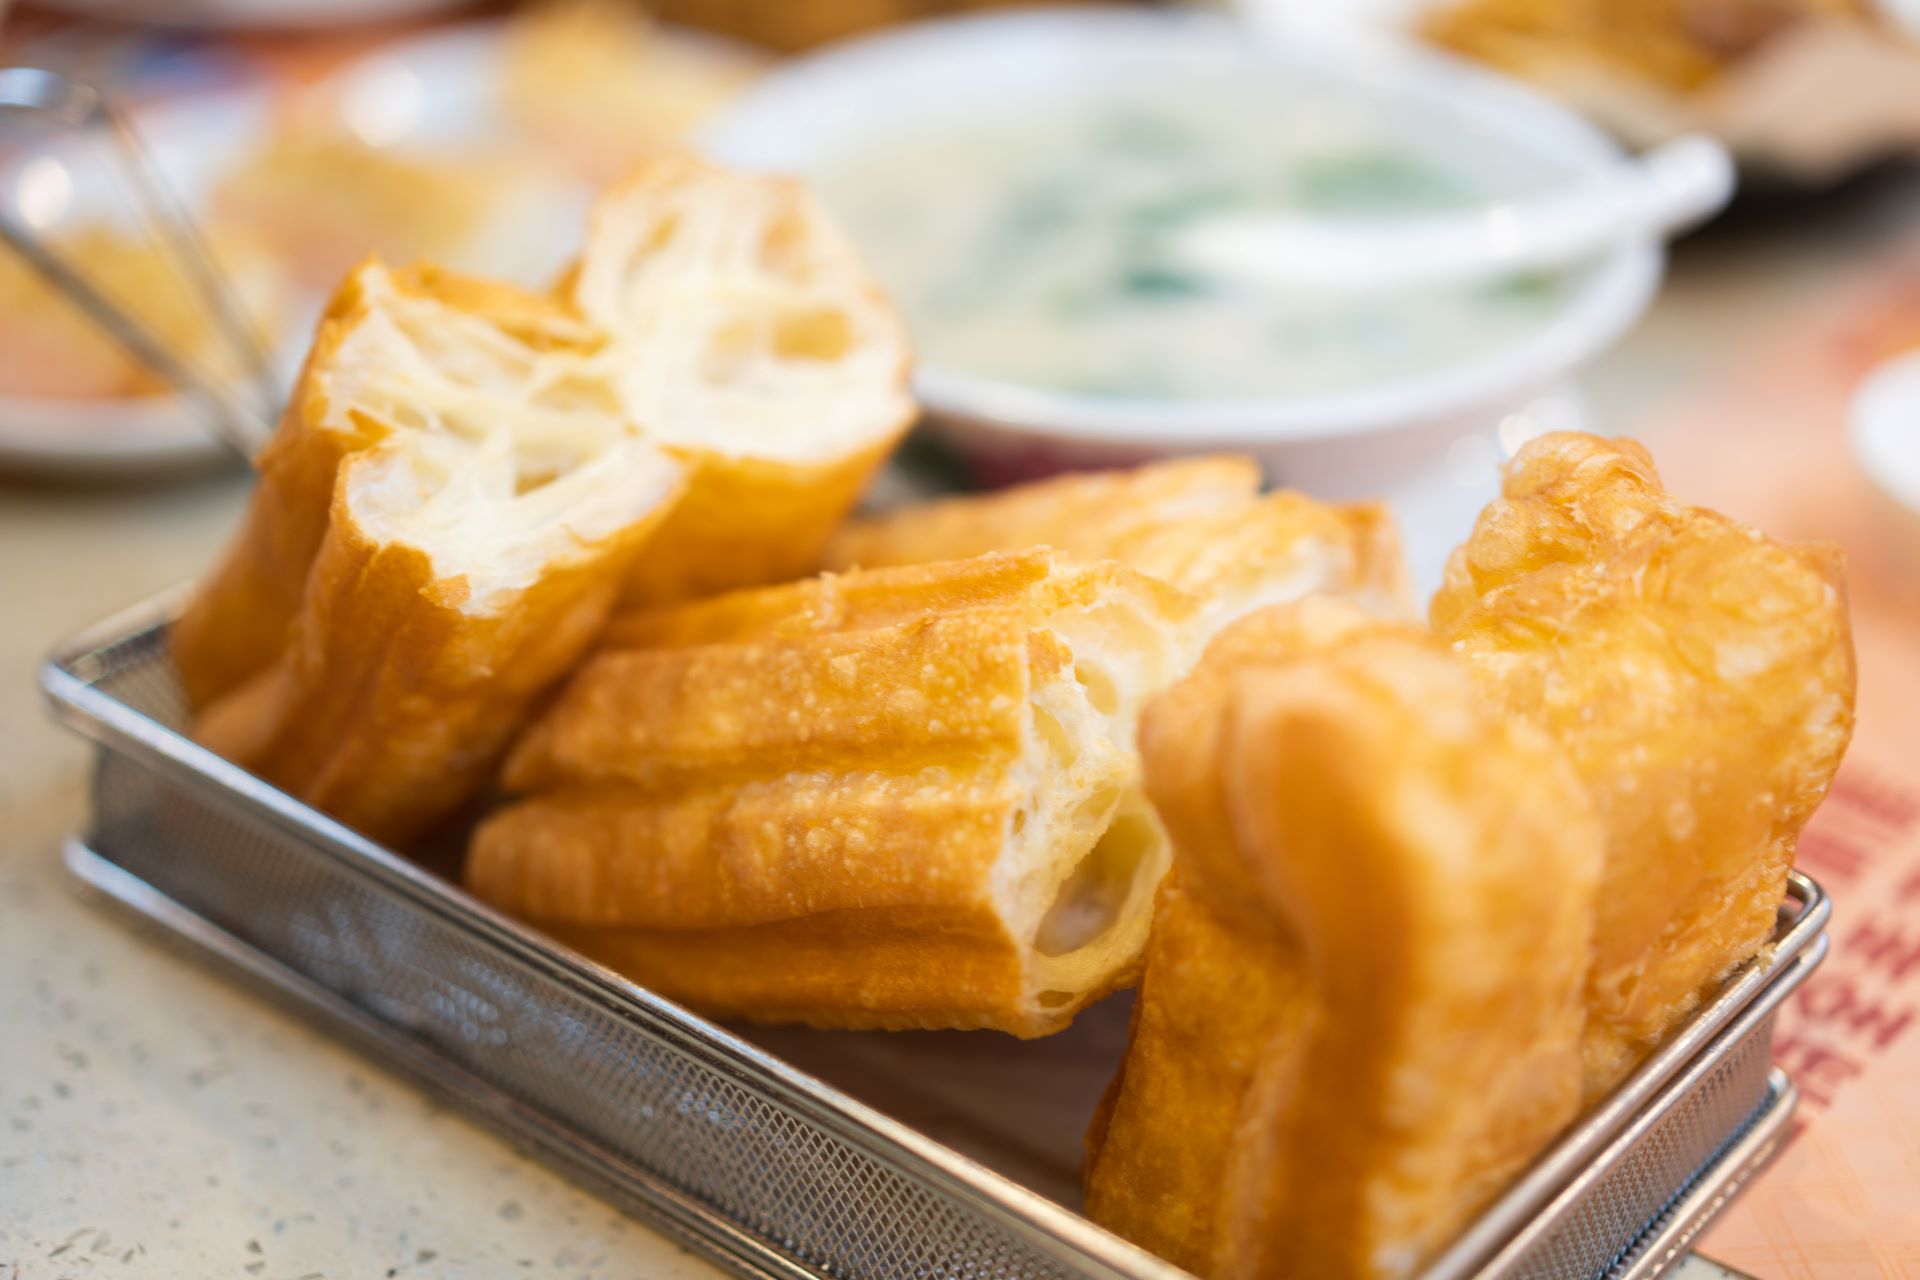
[185,261,683,847]
[569,152,917,607]
[468,549,1196,1036]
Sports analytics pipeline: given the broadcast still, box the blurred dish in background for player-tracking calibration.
[0,220,286,473]
[644,0,1082,54]
[0,87,290,472]
[27,0,470,29]
[326,2,766,178]
[210,125,582,290]
[217,1,766,288]
[1260,0,1920,182]
[0,4,761,475]
[0,225,282,401]
[705,6,1662,588]
[500,0,764,182]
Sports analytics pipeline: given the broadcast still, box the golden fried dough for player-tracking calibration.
[171,262,602,712]
[1084,598,1600,1280]
[825,456,1261,569]
[467,550,1197,1036]
[824,457,1411,626]
[1432,432,1855,1096]
[567,153,916,606]
[1422,0,1868,93]
[184,261,683,846]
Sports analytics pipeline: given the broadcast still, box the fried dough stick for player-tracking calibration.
[184,262,683,846]
[1085,599,1600,1280]
[468,550,1198,1036]
[824,457,1412,627]
[1431,433,1855,1095]
[172,263,606,711]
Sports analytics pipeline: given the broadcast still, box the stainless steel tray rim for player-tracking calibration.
[1422,871,1826,1280]
[1445,924,1825,1280]
[42,586,1829,1280]
[41,600,1191,1280]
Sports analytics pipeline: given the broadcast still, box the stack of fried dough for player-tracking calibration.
[174,152,915,846]
[173,154,1855,1280]
[1083,433,1853,1278]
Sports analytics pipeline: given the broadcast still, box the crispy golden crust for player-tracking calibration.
[468,550,1197,1036]
[171,265,386,711]
[620,438,901,607]
[1102,492,1411,622]
[195,454,675,847]
[824,456,1262,572]
[601,547,1190,649]
[1431,432,1856,1097]
[542,909,1027,1032]
[1084,599,1599,1279]
[503,606,1037,799]
[822,458,1411,624]
[170,262,591,711]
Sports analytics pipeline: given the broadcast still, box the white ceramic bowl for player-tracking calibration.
[702,7,1664,586]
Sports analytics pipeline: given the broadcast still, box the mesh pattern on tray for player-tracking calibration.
[74,621,1780,1280]
[1506,1023,1776,1280]
[88,753,1085,1280]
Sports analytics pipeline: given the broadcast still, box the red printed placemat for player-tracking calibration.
[1638,248,1920,1277]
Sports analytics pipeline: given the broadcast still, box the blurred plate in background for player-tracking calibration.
[1240,0,1920,185]
[0,87,278,474]
[0,9,762,476]
[27,0,471,31]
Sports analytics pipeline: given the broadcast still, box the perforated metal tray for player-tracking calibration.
[42,587,1830,1280]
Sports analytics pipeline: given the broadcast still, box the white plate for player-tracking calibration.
[29,0,469,30]
[326,18,763,152]
[0,88,281,474]
[0,20,760,476]
[1851,349,1920,562]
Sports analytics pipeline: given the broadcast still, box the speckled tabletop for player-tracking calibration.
[0,476,728,1280]
[7,168,1918,1280]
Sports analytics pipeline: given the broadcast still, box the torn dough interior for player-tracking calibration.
[327,270,681,601]
[1005,585,1185,1012]
[570,159,914,465]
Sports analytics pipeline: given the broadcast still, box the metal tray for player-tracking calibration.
[42,587,1831,1280]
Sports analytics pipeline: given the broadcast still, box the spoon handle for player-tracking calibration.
[1173,133,1735,293]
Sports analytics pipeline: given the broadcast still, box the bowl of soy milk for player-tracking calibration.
[704,6,1661,576]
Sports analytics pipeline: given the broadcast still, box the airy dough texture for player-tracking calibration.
[181,261,683,846]
[466,549,1197,1036]
[1084,597,1600,1280]
[569,153,917,606]
[1431,432,1856,1096]
[173,154,917,844]
[173,263,621,709]
[823,456,1411,628]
